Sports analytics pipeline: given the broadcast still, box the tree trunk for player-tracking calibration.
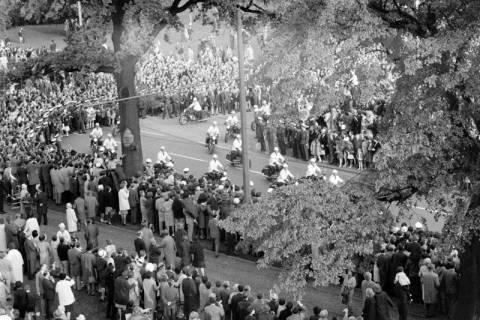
[454,235,480,320]
[115,55,143,177]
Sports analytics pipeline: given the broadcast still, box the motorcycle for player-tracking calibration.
[179,108,209,125]
[226,150,242,167]
[206,135,217,154]
[90,138,102,154]
[261,163,283,181]
[269,178,297,190]
[205,170,227,182]
[224,123,241,143]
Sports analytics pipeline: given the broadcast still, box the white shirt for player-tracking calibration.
[24,218,40,235]
[226,116,239,127]
[269,152,284,166]
[260,103,271,116]
[306,164,322,177]
[56,230,71,244]
[90,127,103,139]
[56,279,75,306]
[232,139,242,151]
[329,174,344,186]
[103,138,117,151]
[189,100,202,111]
[277,168,294,183]
[157,151,172,163]
[208,160,224,173]
[207,126,220,137]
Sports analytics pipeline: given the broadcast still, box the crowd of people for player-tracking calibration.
[0,40,57,71]
[0,28,456,320]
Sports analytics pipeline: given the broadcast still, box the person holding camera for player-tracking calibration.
[55,273,76,320]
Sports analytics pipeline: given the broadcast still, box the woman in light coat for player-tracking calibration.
[65,203,78,237]
[118,182,130,225]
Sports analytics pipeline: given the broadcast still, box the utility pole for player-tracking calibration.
[77,1,83,27]
[236,7,251,204]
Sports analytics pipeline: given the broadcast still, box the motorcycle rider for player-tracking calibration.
[206,121,220,146]
[157,146,173,165]
[329,169,344,186]
[269,147,285,174]
[144,158,154,176]
[306,158,324,178]
[277,163,294,185]
[188,97,203,119]
[208,154,224,173]
[103,133,118,153]
[231,134,242,160]
[90,122,103,146]
[225,111,239,134]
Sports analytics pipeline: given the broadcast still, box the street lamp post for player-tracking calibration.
[236,8,251,204]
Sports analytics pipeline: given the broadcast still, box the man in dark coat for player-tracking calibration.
[374,284,394,320]
[299,124,310,161]
[134,231,146,255]
[182,269,198,317]
[24,235,38,280]
[257,119,266,152]
[42,271,56,319]
[0,172,6,213]
[148,239,162,265]
[40,161,53,199]
[35,185,48,225]
[85,219,99,248]
[276,121,287,155]
[442,261,459,319]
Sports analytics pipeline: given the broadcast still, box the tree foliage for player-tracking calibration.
[229,1,480,313]
[220,180,393,294]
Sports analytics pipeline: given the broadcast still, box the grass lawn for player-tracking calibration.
[3,10,262,58]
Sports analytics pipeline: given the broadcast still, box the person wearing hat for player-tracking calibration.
[157,146,173,166]
[230,134,242,161]
[276,163,294,185]
[208,155,224,176]
[269,147,285,175]
[89,122,103,146]
[103,133,118,154]
[206,121,220,147]
[328,169,344,186]
[306,158,323,178]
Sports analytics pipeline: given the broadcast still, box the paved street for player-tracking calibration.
[63,112,360,193]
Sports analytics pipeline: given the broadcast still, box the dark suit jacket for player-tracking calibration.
[42,278,56,301]
[182,277,197,297]
[35,191,48,213]
[134,238,146,254]
[442,268,459,295]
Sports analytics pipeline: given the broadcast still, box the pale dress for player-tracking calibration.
[143,278,158,310]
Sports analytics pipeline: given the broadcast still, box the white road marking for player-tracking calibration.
[169,152,263,175]
[169,153,208,163]
[196,141,229,150]
[141,130,165,137]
